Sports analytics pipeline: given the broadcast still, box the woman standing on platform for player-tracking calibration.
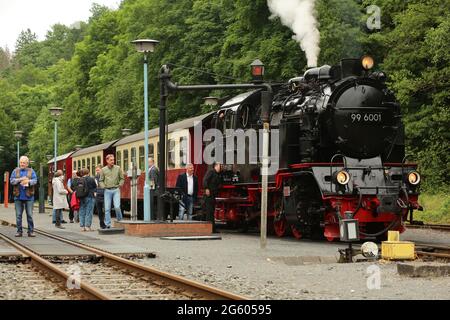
[77,168,97,232]
[52,170,68,229]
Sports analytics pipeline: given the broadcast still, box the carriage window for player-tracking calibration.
[63,164,66,175]
[78,160,81,170]
[123,149,129,172]
[139,146,145,171]
[87,158,90,174]
[149,144,154,160]
[116,151,122,169]
[180,137,188,167]
[82,159,86,169]
[91,157,96,176]
[97,156,101,167]
[131,147,137,168]
[73,161,76,170]
[168,140,176,168]
[225,110,234,129]
[239,105,250,128]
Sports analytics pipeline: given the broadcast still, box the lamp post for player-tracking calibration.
[122,128,131,137]
[132,39,160,222]
[14,131,23,167]
[49,107,63,172]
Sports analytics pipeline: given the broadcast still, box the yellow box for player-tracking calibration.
[381,241,415,260]
[387,231,400,242]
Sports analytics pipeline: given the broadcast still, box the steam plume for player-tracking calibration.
[267,0,320,67]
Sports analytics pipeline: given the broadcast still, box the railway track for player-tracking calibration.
[0,223,247,300]
[414,242,450,260]
[406,223,450,232]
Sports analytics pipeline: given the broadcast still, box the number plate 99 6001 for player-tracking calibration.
[350,113,382,123]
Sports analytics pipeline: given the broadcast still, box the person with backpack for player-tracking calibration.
[67,170,79,223]
[76,168,97,231]
[52,170,68,229]
[10,156,38,237]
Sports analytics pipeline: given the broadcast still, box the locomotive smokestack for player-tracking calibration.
[267,0,320,67]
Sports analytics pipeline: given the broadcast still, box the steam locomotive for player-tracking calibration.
[212,56,422,241]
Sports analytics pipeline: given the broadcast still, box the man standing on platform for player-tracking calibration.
[176,164,198,221]
[99,154,124,228]
[10,156,38,237]
[95,165,106,229]
[202,162,222,233]
[148,157,159,218]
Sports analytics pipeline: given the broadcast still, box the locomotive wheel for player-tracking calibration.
[273,217,287,237]
[290,225,302,239]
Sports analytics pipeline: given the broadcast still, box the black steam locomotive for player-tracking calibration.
[213,56,421,240]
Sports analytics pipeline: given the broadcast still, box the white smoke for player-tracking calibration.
[267,0,320,67]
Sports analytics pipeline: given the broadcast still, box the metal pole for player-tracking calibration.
[4,172,9,208]
[131,163,138,221]
[143,54,151,222]
[17,141,19,167]
[39,163,45,213]
[158,67,169,221]
[260,122,269,249]
[260,91,272,249]
[54,120,57,172]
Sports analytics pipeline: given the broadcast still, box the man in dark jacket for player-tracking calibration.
[95,165,106,229]
[175,164,198,220]
[202,162,222,232]
[148,157,159,217]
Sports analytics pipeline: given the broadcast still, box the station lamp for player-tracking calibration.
[132,38,160,222]
[250,59,265,83]
[131,39,160,53]
[122,128,132,137]
[203,97,219,106]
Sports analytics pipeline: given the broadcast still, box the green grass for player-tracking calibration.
[414,192,450,224]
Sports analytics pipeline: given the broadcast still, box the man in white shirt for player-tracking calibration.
[175,164,198,220]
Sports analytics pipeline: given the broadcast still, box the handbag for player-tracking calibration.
[70,192,80,211]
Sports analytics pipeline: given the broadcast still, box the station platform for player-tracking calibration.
[0,206,155,258]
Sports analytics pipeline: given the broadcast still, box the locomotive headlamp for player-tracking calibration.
[407,171,421,185]
[335,170,351,185]
[361,55,375,70]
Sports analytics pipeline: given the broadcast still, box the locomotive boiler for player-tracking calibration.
[212,56,422,241]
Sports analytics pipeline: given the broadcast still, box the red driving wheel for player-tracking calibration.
[290,225,302,239]
[273,217,287,237]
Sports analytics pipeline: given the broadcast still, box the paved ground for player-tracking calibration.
[0,205,449,300]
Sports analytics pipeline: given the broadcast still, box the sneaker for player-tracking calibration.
[61,220,67,224]
[106,226,111,229]
[56,225,65,229]
[81,227,86,232]
[70,220,74,223]
[28,233,36,237]
[85,227,92,232]
[15,232,23,237]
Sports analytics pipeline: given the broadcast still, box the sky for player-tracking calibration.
[0,0,121,51]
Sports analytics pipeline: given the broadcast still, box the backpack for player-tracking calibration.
[75,177,89,199]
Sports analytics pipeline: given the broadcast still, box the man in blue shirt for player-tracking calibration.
[10,156,38,237]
